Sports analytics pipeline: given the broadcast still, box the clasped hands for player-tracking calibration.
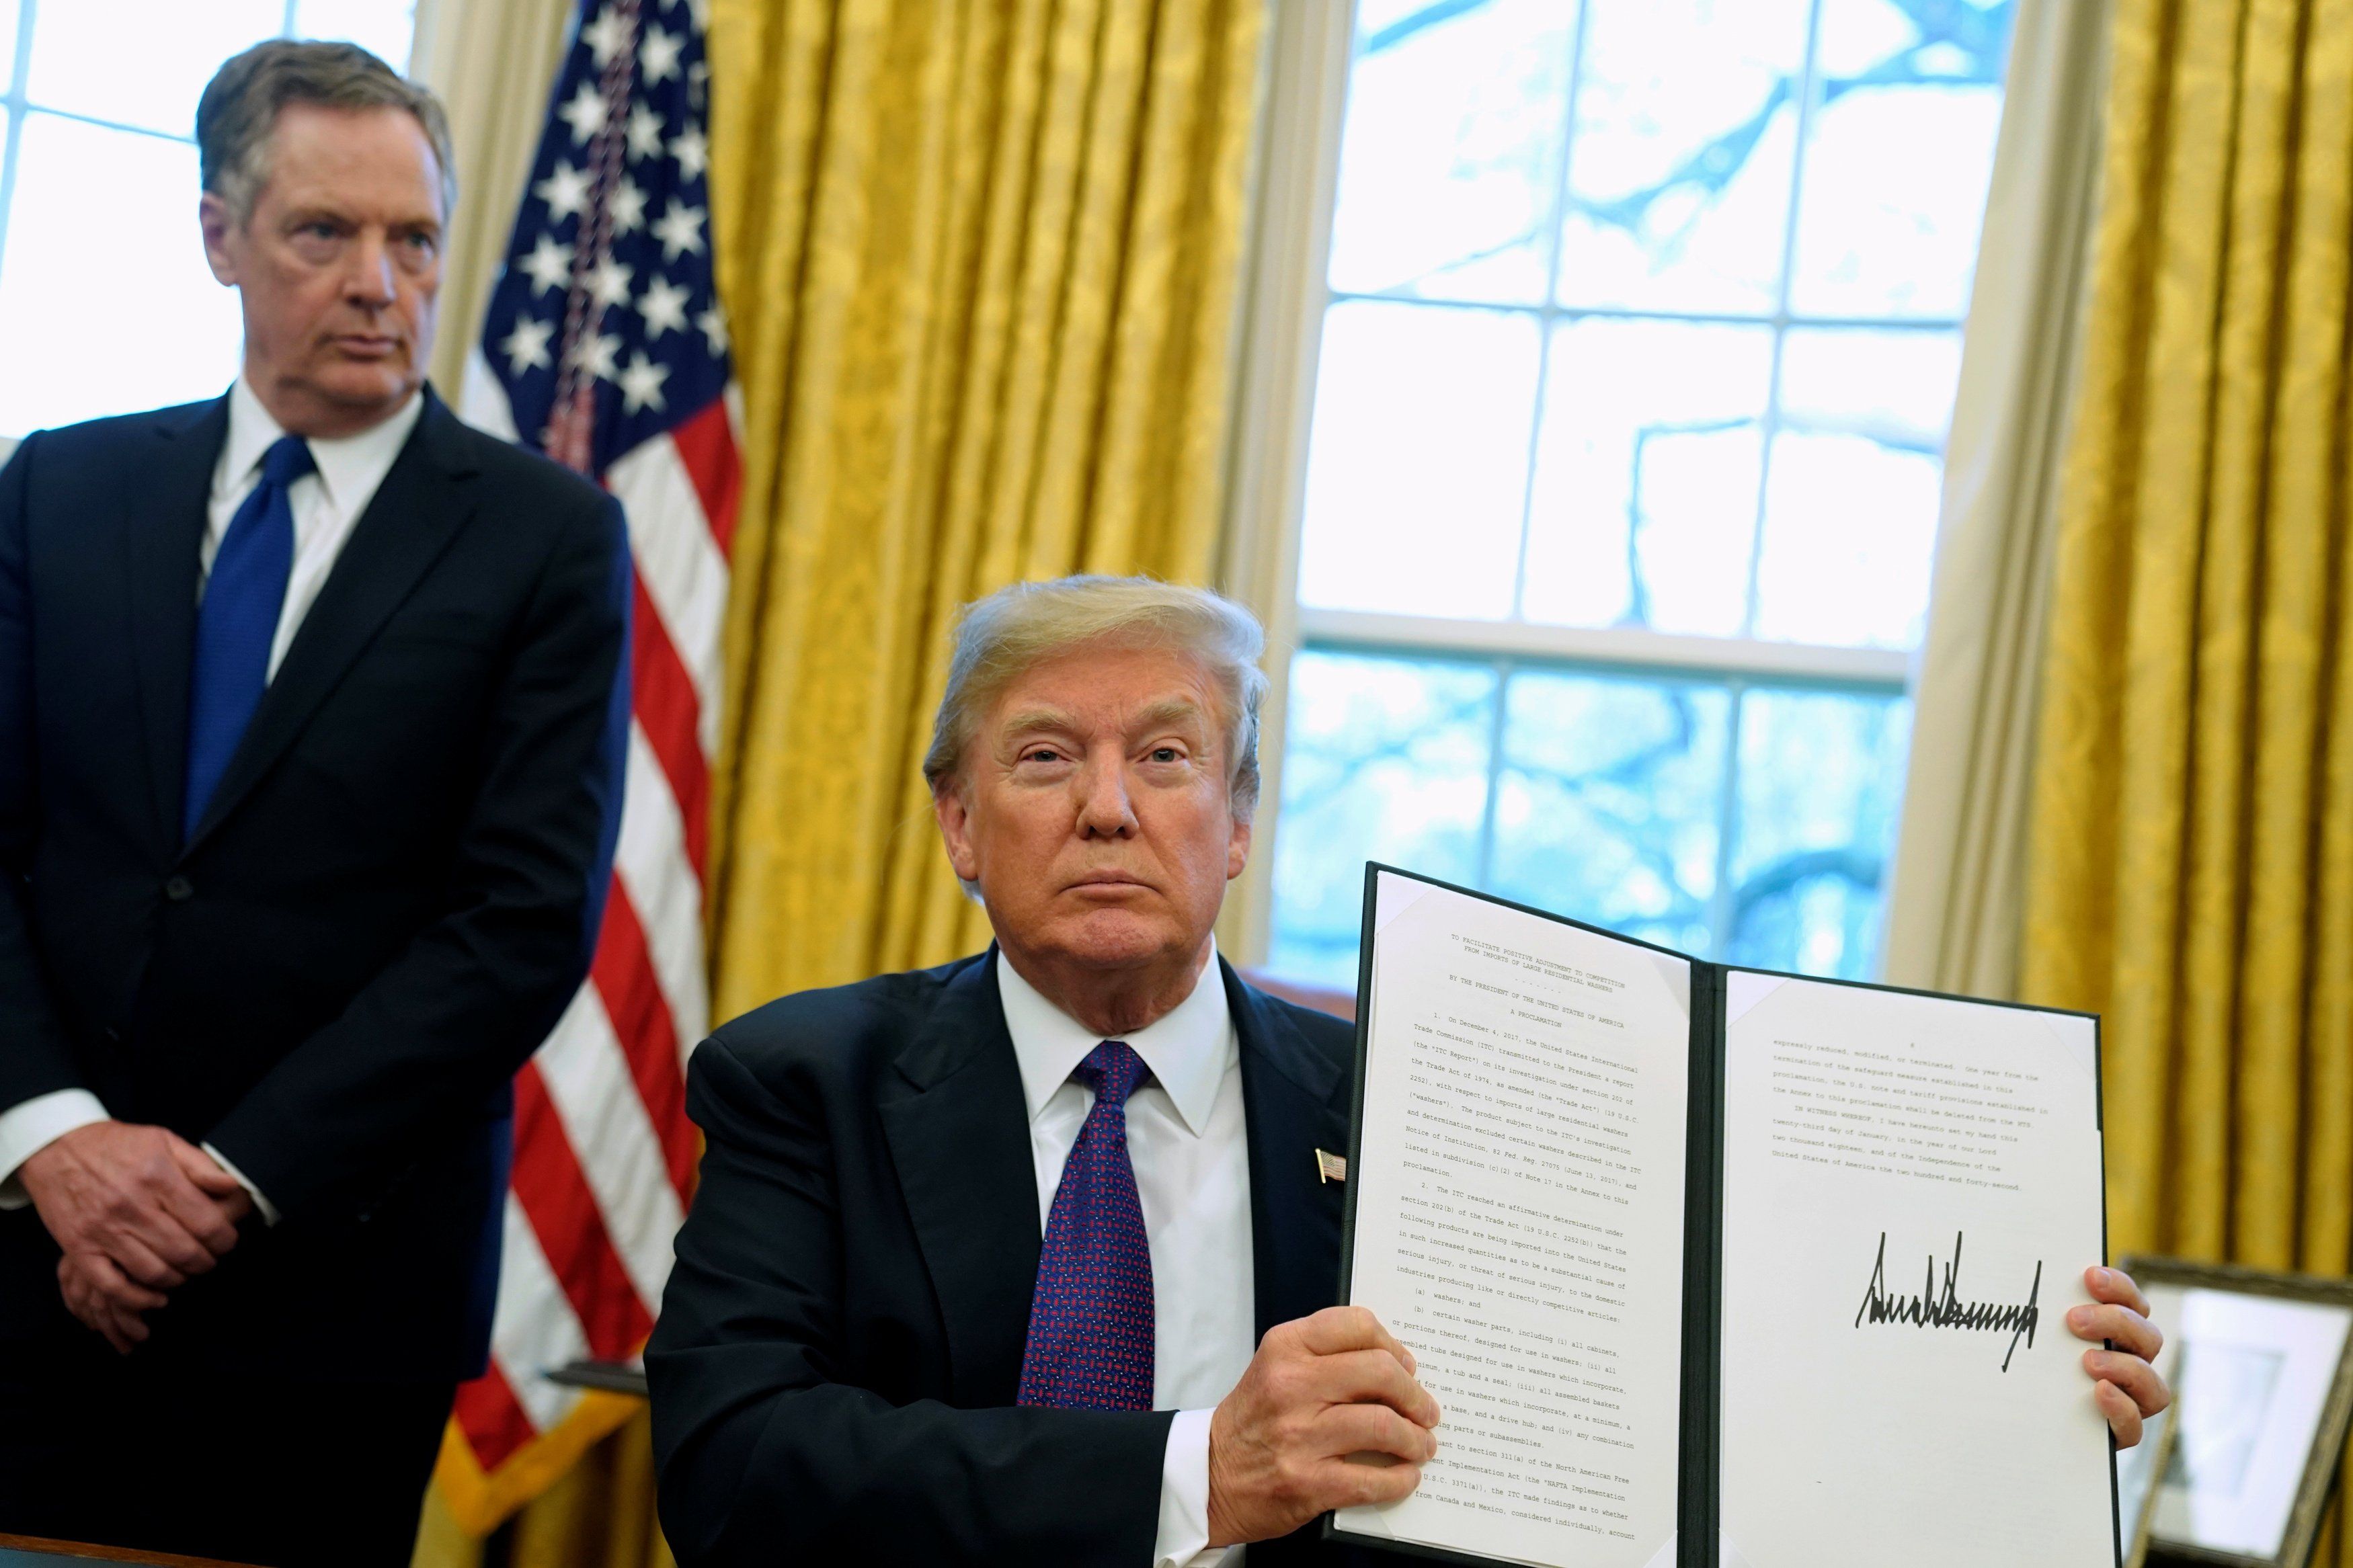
[1204,1272,2173,1548]
[18,1120,251,1354]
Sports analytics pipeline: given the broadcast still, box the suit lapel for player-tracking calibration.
[126,397,229,856]
[1227,962,1352,1341]
[182,390,481,856]
[877,951,1044,1407]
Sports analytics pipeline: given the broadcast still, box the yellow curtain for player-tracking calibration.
[704,0,1269,1016]
[2022,0,2353,1557]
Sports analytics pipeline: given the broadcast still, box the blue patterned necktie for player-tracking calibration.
[184,433,313,839]
[1018,1040,1156,1410]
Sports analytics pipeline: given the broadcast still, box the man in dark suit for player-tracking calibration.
[0,40,629,1568]
[646,576,2172,1567]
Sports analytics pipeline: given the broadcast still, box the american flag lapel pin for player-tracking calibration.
[1316,1148,1347,1185]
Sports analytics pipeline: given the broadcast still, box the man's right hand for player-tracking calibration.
[1205,1305,1441,1547]
[17,1121,247,1296]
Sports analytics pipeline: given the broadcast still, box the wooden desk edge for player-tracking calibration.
[0,1533,264,1568]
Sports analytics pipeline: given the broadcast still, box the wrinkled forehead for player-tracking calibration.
[257,102,446,218]
[978,638,1229,747]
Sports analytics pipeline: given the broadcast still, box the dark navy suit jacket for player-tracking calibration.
[647,950,1407,1567]
[0,386,630,1380]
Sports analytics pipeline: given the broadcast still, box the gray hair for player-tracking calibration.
[923,575,1271,821]
[196,40,456,225]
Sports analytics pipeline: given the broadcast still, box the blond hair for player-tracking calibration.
[922,576,1269,819]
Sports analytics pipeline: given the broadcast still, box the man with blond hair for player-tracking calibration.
[0,38,628,1567]
[647,575,2169,1565]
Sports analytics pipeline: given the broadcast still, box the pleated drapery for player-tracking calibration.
[704,0,1269,1020]
[2022,0,2353,1555]
[1880,0,2107,999]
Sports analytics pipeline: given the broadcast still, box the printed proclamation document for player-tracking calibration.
[1336,870,1692,1568]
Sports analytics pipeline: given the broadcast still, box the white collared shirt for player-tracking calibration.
[997,944,1254,1568]
[203,373,424,679]
[0,376,423,1222]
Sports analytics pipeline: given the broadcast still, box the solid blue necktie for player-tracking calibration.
[184,433,313,840]
[1018,1040,1156,1410]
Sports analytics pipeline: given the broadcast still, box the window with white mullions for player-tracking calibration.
[0,0,417,440]
[1265,0,2012,987]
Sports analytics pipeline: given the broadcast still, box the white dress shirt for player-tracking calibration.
[998,944,1256,1568]
[0,376,424,1222]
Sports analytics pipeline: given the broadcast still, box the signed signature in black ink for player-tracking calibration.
[1854,1231,2041,1371]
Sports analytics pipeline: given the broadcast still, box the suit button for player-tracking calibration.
[163,876,194,902]
[102,1027,122,1045]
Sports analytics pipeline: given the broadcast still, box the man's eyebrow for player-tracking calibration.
[279,203,441,233]
[1132,697,1211,734]
[997,707,1080,743]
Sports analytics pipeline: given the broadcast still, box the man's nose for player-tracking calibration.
[345,235,397,308]
[1074,756,1138,839]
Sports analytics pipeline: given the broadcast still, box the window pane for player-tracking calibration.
[27,0,282,136]
[1724,686,1911,977]
[0,114,242,436]
[1752,327,1958,648]
[295,0,417,71]
[1489,669,1728,953]
[1295,300,1540,620]
[1786,0,2013,319]
[1522,317,1773,634]
[1776,323,1962,446]
[1268,651,1500,985]
[1556,0,1810,315]
[1329,0,1577,304]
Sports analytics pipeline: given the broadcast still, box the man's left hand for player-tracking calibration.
[57,1249,167,1356]
[2067,1265,2169,1447]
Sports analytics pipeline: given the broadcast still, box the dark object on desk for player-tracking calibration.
[549,1358,649,1398]
[0,1533,260,1567]
[2123,1255,2353,1568]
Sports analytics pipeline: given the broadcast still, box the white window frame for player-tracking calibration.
[1219,0,1938,971]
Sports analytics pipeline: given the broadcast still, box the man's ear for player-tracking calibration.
[199,193,241,287]
[1226,814,1252,882]
[934,782,982,885]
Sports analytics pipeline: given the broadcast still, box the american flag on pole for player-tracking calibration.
[443,0,737,1524]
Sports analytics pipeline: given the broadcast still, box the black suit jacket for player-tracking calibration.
[0,388,630,1380]
[647,949,1402,1567]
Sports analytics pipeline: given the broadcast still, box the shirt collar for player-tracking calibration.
[221,373,424,515]
[996,942,1234,1138]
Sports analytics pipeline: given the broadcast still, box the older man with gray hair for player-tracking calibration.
[0,37,629,1567]
[648,573,2171,1568]
[650,576,1432,1567]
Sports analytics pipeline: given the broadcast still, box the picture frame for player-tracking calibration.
[2118,1256,2353,1568]
[2118,1364,2181,1568]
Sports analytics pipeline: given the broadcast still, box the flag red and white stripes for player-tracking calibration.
[440,0,738,1525]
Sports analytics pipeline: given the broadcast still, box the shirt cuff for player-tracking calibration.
[1156,1407,1235,1568]
[0,1089,111,1208]
[200,1143,280,1227]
